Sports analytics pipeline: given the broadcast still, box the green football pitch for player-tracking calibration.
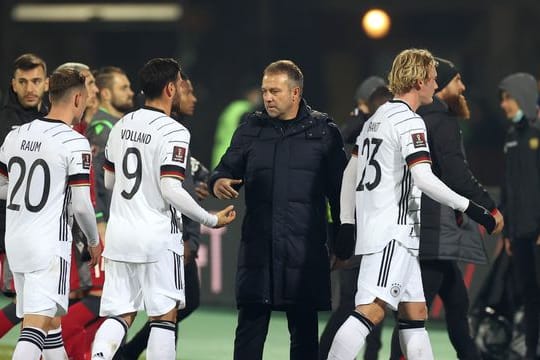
[0,296,456,359]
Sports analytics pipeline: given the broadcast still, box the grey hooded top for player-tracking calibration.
[499,72,538,121]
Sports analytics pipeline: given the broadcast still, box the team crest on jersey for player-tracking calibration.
[173,146,186,163]
[390,283,402,297]
[411,133,427,148]
[82,153,91,169]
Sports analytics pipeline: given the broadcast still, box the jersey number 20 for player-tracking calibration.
[357,138,382,191]
[7,156,50,212]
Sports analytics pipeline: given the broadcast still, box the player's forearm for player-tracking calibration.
[71,186,100,247]
[160,177,218,227]
[410,162,469,212]
[104,170,115,190]
[340,156,357,224]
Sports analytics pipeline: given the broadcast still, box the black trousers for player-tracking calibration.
[119,257,200,358]
[319,266,383,360]
[390,260,480,360]
[233,304,319,360]
[512,236,540,358]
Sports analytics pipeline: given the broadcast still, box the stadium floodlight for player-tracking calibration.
[11,3,183,22]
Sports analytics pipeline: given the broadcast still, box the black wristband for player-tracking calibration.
[465,201,496,234]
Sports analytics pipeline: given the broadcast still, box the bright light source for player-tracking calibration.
[362,9,391,39]
[12,3,183,22]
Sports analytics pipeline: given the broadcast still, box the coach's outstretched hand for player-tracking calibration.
[334,223,356,260]
[464,201,498,235]
[214,178,243,199]
[215,205,236,228]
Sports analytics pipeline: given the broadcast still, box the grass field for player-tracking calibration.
[0,297,456,359]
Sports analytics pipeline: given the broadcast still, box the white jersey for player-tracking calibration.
[354,100,431,254]
[0,118,92,272]
[104,107,189,263]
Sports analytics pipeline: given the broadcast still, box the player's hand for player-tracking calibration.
[184,240,192,264]
[334,223,355,260]
[491,208,504,234]
[214,178,242,199]
[464,201,496,234]
[504,237,512,256]
[195,181,210,201]
[214,205,236,227]
[88,243,102,267]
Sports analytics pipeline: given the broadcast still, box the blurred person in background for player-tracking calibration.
[87,66,134,241]
[210,59,347,360]
[0,53,49,340]
[120,72,211,359]
[319,76,391,360]
[499,72,540,360]
[211,82,261,169]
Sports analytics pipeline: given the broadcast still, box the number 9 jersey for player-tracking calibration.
[0,118,92,273]
[103,106,190,263]
[354,100,431,255]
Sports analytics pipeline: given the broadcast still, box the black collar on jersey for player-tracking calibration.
[389,99,413,111]
[39,117,66,124]
[141,105,166,114]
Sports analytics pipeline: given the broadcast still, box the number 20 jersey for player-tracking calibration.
[104,107,190,263]
[0,119,92,272]
[354,100,431,255]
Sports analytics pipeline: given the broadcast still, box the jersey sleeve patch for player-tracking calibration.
[82,153,91,170]
[160,164,185,180]
[103,159,115,172]
[68,173,91,186]
[172,146,187,163]
[411,132,427,148]
[0,161,7,177]
[406,151,431,167]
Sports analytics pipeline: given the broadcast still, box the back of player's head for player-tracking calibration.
[13,53,47,77]
[48,68,86,103]
[264,60,304,91]
[388,48,437,95]
[56,62,90,72]
[95,66,127,91]
[139,58,181,100]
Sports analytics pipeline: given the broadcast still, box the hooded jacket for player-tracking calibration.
[209,99,346,309]
[499,73,540,239]
[418,96,494,263]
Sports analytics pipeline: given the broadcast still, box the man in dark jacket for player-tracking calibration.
[499,72,540,360]
[0,53,49,338]
[210,60,347,360]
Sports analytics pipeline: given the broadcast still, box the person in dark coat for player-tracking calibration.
[499,72,540,360]
[388,57,504,360]
[209,60,347,360]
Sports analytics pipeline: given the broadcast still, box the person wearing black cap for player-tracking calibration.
[388,57,504,360]
[499,72,540,360]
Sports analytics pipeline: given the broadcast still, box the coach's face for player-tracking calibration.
[418,65,438,106]
[261,72,300,120]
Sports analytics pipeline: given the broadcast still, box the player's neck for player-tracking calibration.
[145,99,171,116]
[394,94,419,112]
[45,108,73,125]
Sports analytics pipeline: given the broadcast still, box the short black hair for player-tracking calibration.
[139,58,181,100]
[13,53,47,77]
[48,68,86,103]
[95,66,127,90]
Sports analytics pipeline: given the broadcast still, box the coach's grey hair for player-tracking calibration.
[55,62,90,72]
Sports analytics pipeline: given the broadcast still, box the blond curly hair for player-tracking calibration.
[388,49,438,95]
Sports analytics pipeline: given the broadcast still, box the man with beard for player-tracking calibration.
[87,66,134,240]
[388,57,504,360]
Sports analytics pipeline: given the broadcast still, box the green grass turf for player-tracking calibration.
[0,296,456,359]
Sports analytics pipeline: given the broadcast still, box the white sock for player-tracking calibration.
[327,312,373,360]
[398,319,434,360]
[43,326,68,360]
[12,326,47,360]
[146,320,177,360]
[91,317,128,360]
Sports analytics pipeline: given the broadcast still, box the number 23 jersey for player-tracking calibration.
[354,100,431,254]
[0,118,92,272]
[104,107,190,263]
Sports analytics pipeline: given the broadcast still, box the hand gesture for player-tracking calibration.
[88,243,103,267]
[214,178,243,199]
[195,181,210,201]
[491,208,504,235]
[214,205,236,227]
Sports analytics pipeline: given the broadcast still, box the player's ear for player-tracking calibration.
[414,79,422,91]
[165,82,175,98]
[74,92,81,108]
